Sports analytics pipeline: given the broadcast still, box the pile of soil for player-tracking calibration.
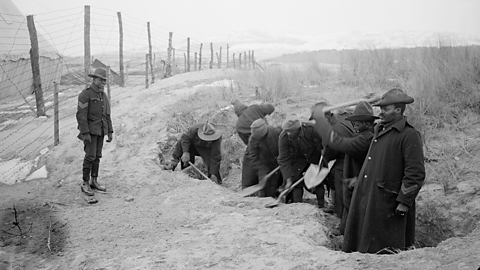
[1,69,479,269]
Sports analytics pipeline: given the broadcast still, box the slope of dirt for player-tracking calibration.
[1,68,480,270]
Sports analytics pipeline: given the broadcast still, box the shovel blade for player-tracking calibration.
[239,185,264,197]
[264,200,280,208]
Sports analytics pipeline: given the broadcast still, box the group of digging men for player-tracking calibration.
[77,68,425,254]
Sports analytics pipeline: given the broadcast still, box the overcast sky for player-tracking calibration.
[13,0,480,40]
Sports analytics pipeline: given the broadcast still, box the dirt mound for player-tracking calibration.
[1,69,480,269]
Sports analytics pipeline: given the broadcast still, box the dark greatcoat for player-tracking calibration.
[343,117,425,253]
[247,126,283,196]
[233,102,275,188]
[173,123,222,178]
[313,115,374,234]
[323,115,355,217]
[277,122,324,203]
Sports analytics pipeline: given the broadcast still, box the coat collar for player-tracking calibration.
[90,83,104,94]
[375,117,408,137]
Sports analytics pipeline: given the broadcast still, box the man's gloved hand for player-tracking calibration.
[278,178,293,193]
[181,152,190,164]
[106,133,113,142]
[83,133,91,143]
[347,177,358,190]
[395,202,409,217]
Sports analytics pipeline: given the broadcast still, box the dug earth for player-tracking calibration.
[0,69,479,269]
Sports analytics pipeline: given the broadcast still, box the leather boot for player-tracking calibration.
[81,180,94,196]
[90,177,107,192]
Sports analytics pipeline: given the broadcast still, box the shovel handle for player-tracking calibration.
[322,93,382,113]
[278,176,305,201]
[188,161,214,182]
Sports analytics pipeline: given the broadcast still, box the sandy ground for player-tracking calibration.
[0,69,479,270]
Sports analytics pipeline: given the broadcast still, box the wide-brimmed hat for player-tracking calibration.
[198,122,223,141]
[345,101,380,121]
[374,88,414,106]
[88,68,107,80]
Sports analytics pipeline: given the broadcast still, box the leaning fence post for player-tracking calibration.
[210,42,213,69]
[252,50,255,70]
[244,52,247,70]
[53,82,59,146]
[239,52,242,69]
[226,44,229,68]
[26,14,46,117]
[147,22,154,83]
[172,48,176,75]
[145,54,149,89]
[199,43,203,70]
[167,32,173,77]
[106,66,111,99]
[117,12,124,86]
[84,5,91,87]
[233,53,236,69]
[187,37,191,72]
[194,52,197,71]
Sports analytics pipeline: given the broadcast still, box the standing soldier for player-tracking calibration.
[76,68,114,199]
[247,119,282,197]
[341,89,425,253]
[311,101,378,235]
[231,99,275,189]
[163,122,223,184]
[277,118,325,206]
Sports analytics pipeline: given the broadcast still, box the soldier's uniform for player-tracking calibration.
[76,82,113,183]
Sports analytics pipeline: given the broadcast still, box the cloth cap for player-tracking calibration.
[345,101,380,121]
[88,68,107,80]
[232,99,248,116]
[374,88,414,106]
[198,122,223,141]
[250,118,268,139]
[282,119,301,131]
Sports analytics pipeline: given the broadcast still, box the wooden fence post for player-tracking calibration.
[187,38,191,72]
[26,15,46,117]
[147,22,154,83]
[210,42,213,69]
[184,53,187,72]
[145,54,149,89]
[106,66,111,99]
[172,48,176,75]
[117,12,124,86]
[252,50,255,70]
[218,47,222,68]
[244,52,247,70]
[84,5,91,87]
[226,44,229,68]
[199,43,203,71]
[233,53,236,69]
[53,82,59,146]
[248,50,251,69]
[239,52,242,69]
[194,52,197,71]
[167,32,173,77]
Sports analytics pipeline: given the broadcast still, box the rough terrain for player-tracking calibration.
[1,69,479,270]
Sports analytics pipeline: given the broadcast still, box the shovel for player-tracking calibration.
[265,176,305,208]
[238,166,281,197]
[187,161,218,184]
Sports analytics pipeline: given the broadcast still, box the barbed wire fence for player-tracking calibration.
[0,4,257,184]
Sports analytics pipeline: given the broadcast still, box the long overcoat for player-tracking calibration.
[343,117,425,253]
